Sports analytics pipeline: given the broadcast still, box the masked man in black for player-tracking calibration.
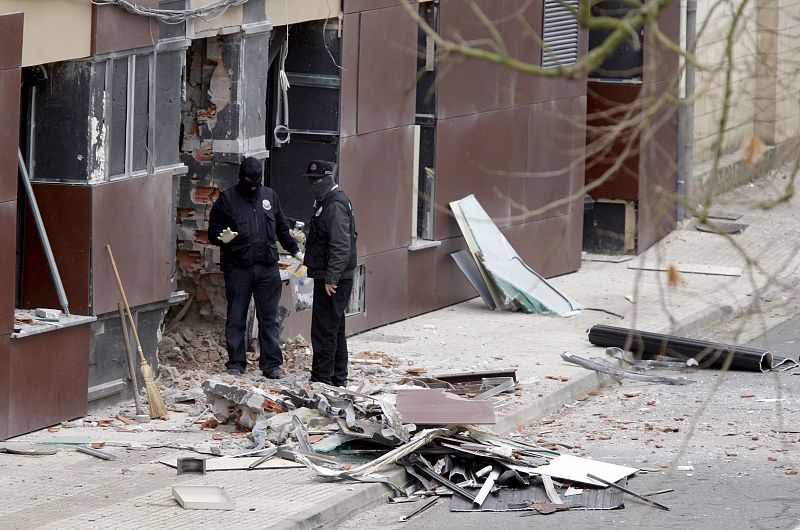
[302,161,357,387]
[209,157,302,378]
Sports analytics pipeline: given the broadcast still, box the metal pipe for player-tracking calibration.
[17,149,70,316]
[587,324,772,372]
[677,0,697,220]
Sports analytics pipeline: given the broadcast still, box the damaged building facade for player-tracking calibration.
[0,0,678,440]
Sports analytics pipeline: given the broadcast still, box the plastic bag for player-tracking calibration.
[290,266,314,311]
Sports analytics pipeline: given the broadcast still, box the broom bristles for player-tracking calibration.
[139,359,168,419]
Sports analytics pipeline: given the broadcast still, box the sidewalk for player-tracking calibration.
[2,171,800,529]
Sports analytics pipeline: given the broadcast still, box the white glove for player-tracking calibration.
[293,251,304,261]
[219,227,238,244]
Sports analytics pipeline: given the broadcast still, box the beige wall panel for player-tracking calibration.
[774,0,800,143]
[190,0,242,34]
[266,0,340,26]
[0,0,91,66]
[692,0,758,163]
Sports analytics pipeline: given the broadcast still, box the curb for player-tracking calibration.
[269,467,408,530]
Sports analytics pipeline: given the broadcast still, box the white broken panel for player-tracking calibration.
[528,454,638,487]
[449,194,583,316]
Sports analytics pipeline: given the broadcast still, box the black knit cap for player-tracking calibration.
[302,160,335,179]
[239,156,263,183]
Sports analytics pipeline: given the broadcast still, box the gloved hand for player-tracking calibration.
[219,227,238,244]
[293,251,304,261]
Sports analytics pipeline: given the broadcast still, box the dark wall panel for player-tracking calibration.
[0,201,16,336]
[345,248,409,334]
[93,0,160,55]
[437,0,503,119]
[154,50,183,168]
[339,13,360,138]
[523,98,582,222]
[32,61,92,182]
[0,334,8,440]
[0,13,22,71]
[644,0,680,84]
[503,211,582,278]
[20,184,92,315]
[92,173,173,315]
[339,126,415,256]
[356,6,417,134]
[585,81,641,200]
[434,108,521,240]
[406,237,477,316]
[8,325,90,438]
[638,79,678,250]
[0,68,21,203]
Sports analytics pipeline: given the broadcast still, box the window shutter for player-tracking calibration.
[542,0,580,68]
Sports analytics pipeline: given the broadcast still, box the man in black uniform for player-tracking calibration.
[209,157,302,378]
[302,160,357,387]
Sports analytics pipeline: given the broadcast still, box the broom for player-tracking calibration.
[106,245,168,419]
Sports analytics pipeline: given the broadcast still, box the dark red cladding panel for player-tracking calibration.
[93,0,160,56]
[0,201,16,336]
[91,173,173,315]
[339,126,415,256]
[585,82,642,200]
[0,68,21,203]
[0,13,22,71]
[20,184,92,315]
[0,334,8,440]
[339,13,360,138]
[8,325,90,438]
[437,0,503,118]
[355,6,417,135]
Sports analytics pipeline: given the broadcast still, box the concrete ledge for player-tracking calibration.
[689,139,799,207]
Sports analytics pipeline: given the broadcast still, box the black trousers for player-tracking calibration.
[223,263,283,373]
[310,278,353,386]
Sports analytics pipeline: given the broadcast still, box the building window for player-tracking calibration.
[587,2,643,80]
[414,1,437,242]
[541,0,580,69]
[104,53,154,179]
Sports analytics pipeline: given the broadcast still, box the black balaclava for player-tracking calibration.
[237,156,263,199]
[310,175,336,202]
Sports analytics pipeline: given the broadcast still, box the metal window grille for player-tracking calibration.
[541,0,580,68]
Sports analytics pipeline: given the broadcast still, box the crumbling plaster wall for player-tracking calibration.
[177,29,270,319]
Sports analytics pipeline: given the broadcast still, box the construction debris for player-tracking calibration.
[561,352,694,385]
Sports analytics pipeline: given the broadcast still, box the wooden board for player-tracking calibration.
[396,389,496,425]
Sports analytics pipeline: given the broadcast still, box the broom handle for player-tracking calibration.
[106,245,147,363]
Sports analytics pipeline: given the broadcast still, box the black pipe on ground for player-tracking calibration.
[587,324,772,372]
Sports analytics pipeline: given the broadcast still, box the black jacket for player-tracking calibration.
[304,187,357,285]
[209,185,299,267]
